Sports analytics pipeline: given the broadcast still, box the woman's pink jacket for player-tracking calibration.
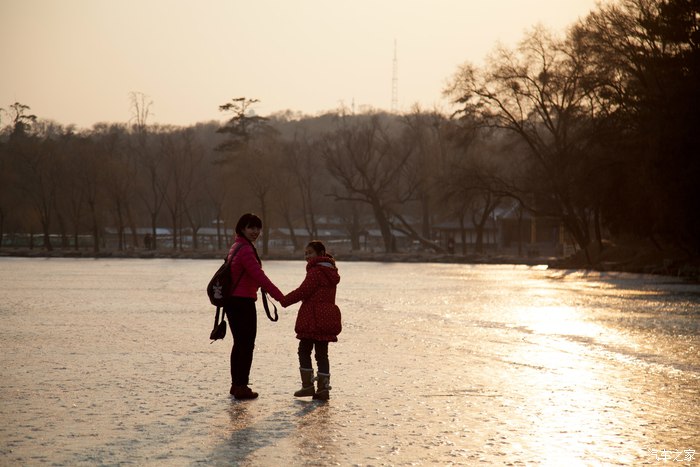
[227,236,283,301]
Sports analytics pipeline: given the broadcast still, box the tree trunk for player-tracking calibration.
[91,211,100,254]
[459,214,467,255]
[41,220,52,251]
[370,199,395,253]
[594,206,603,252]
[191,225,199,250]
[260,197,269,256]
[150,215,158,251]
[127,205,139,249]
[421,194,430,239]
[517,208,523,257]
[57,212,69,248]
[283,212,299,252]
[350,207,361,251]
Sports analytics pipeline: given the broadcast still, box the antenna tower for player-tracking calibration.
[391,39,398,113]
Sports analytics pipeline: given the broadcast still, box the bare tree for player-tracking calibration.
[446,26,600,260]
[322,113,422,253]
[160,128,203,251]
[573,0,700,254]
[176,128,206,250]
[203,160,233,249]
[280,133,327,248]
[216,98,281,255]
[80,137,108,253]
[13,132,60,250]
[130,93,165,250]
[61,135,90,250]
[94,124,135,251]
[399,107,450,239]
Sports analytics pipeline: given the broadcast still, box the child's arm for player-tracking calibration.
[280,272,316,307]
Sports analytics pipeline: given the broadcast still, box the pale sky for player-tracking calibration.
[1,0,598,129]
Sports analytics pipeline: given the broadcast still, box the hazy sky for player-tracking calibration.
[1,0,598,129]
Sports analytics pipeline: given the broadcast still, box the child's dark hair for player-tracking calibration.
[235,213,262,236]
[307,240,330,257]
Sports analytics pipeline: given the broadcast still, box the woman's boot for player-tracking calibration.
[294,368,316,397]
[231,385,258,400]
[312,373,331,401]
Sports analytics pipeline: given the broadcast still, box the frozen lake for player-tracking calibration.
[1,257,699,465]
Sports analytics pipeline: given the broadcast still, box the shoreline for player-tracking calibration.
[0,247,551,265]
[2,247,698,281]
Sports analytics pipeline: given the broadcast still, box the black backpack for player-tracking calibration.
[207,244,244,342]
[207,244,243,308]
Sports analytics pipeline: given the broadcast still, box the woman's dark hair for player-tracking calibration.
[235,213,262,236]
[307,240,327,256]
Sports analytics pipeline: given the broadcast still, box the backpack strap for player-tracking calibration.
[261,289,278,322]
[213,305,223,329]
[227,243,246,294]
[225,242,244,265]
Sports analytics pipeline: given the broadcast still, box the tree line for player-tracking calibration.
[1,0,697,262]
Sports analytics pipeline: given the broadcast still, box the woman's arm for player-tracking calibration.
[239,245,284,301]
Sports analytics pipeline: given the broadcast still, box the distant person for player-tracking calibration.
[224,213,284,400]
[280,240,341,400]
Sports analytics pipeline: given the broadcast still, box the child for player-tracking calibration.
[280,241,341,400]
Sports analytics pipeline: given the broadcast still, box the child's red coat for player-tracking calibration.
[281,255,342,341]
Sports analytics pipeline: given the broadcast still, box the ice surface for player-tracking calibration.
[0,258,698,465]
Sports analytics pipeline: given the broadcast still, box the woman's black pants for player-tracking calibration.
[224,297,257,386]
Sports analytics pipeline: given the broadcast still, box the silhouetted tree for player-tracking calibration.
[216,98,281,255]
[447,26,603,261]
[322,113,418,253]
[573,0,700,254]
[400,108,449,240]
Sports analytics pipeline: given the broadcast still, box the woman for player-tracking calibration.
[280,240,341,401]
[224,213,284,400]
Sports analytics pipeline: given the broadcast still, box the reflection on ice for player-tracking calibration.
[514,304,605,337]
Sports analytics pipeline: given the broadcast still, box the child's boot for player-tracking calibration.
[294,368,316,397]
[313,373,331,401]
